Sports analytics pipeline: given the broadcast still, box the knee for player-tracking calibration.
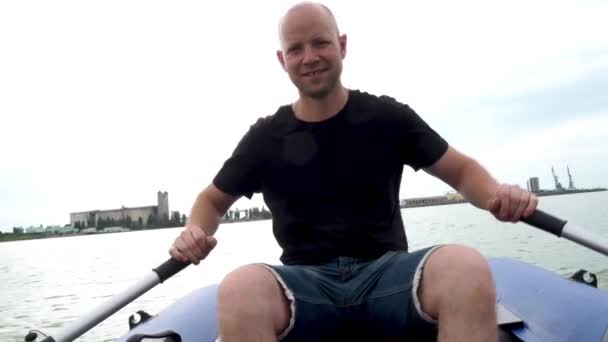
[432,244,491,272]
[422,245,495,306]
[217,264,290,328]
[218,264,275,309]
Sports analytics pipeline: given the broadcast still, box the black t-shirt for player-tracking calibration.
[213,89,448,265]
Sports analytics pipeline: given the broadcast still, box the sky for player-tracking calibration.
[0,0,607,231]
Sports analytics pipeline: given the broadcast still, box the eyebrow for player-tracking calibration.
[285,42,301,50]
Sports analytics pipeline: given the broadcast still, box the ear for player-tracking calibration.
[338,34,347,59]
[276,50,286,70]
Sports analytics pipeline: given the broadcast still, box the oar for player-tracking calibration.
[522,209,608,257]
[37,258,190,342]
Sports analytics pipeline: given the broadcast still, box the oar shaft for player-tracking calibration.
[41,273,160,342]
[523,209,608,257]
[40,258,189,342]
[562,222,608,257]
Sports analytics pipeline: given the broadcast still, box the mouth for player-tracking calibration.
[302,68,328,77]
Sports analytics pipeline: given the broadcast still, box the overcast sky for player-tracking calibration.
[1,0,607,231]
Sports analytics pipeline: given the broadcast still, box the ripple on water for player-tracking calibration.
[596,269,608,277]
[44,294,77,300]
[92,294,114,300]
[45,321,64,328]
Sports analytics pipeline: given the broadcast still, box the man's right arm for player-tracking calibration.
[169,183,240,265]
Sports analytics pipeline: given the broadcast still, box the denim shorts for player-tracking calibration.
[258,245,441,341]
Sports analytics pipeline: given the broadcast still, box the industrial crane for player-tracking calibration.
[552,166,565,191]
[567,166,576,190]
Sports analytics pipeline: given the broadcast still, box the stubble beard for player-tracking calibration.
[294,66,341,100]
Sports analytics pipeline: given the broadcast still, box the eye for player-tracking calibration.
[313,40,330,48]
[286,45,302,55]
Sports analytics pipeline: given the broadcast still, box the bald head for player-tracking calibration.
[278,2,340,48]
[275,2,347,100]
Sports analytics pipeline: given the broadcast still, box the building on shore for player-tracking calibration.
[102,226,131,233]
[527,177,540,193]
[400,192,466,208]
[399,168,605,210]
[25,225,45,234]
[526,168,606,196]
[45,225,76,234]
[69,191,169,228]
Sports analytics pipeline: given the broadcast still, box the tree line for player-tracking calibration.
[73,211,188,230]
[223,206,272,222]
[4,206,274,236]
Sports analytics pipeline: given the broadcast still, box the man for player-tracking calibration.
[169,2,538,341]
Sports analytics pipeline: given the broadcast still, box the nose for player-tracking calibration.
[302,45,320,66]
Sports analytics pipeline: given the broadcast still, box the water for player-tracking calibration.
[1,191,607,341]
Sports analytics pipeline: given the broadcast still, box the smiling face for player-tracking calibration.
[277,4,347,99]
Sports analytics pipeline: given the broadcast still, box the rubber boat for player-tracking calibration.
[24,210,608,342]
[116,257,608,342]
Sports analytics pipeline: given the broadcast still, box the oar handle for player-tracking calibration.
[153,257,190,283]
[521,210,567,237]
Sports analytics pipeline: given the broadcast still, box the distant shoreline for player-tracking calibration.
[2,188,605,243]
[0,225,183,243]
[534,188,607,197]
[400,188,607,209]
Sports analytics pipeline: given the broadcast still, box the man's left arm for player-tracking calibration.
[423,146,538,222]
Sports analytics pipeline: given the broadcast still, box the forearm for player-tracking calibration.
[426,146,535,220]
[188,190,224,236]
[456,159,499,210]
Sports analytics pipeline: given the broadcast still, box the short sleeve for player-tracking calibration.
[381,96,449,171]
[212,120,267,199]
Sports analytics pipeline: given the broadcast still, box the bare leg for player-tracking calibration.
[418,245,498,342]
[217,264,291,342]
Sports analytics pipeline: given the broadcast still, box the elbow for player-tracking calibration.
[199,184,235,217]
[199,190,223,217]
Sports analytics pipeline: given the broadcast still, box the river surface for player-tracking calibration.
[1,191,607,341]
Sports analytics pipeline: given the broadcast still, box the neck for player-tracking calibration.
[292,83,349,122]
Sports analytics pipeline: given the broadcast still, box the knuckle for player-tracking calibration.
[195,234,207,245]
[499,187,508,196]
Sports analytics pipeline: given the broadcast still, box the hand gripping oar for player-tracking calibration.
[37,258,189,342]
[522,209,608,257]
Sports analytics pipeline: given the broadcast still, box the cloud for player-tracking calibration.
[471,112,608,189]
[479,58,608,133]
